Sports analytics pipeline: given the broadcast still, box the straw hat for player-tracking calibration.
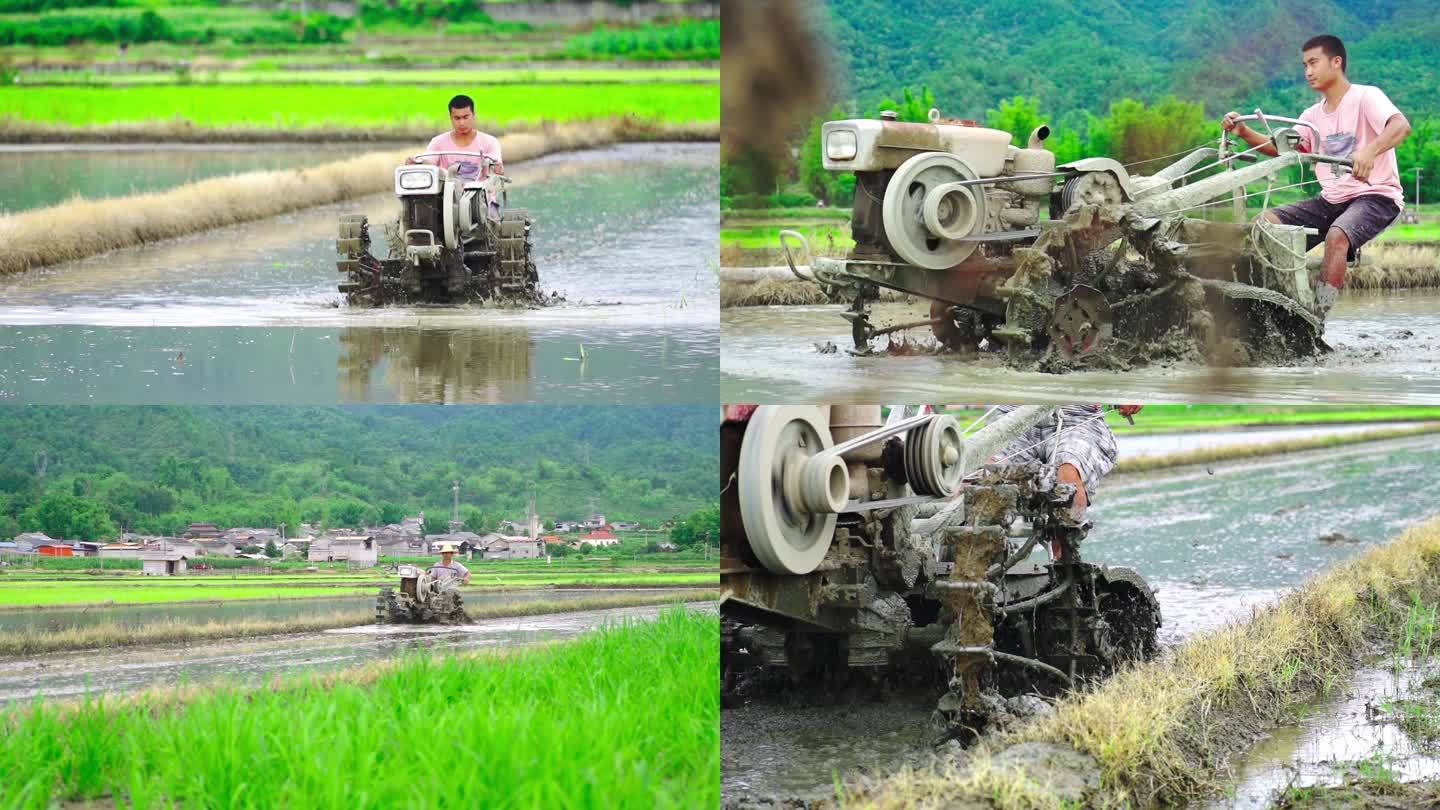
[437,543,459,554]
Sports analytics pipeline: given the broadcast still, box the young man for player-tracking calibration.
[430,542,471,586]
[1222,34,1411,317]
[408,94,504,182]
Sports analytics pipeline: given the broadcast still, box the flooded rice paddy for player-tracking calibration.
[0,143,718,403]
[0,587,705,634]
[721,433,1440,805]
[0,143,386,214]
[0,601,712,705]
[1221,662,1440,809]
[720,289,1440,403]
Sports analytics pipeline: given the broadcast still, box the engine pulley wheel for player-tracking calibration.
[738,406,842,575]
[904,415,965,497]
[1057,172,1123,217]
[882,152,987,270]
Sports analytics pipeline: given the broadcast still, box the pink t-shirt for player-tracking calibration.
[424,130,503,182]
[1296,84,1405,207]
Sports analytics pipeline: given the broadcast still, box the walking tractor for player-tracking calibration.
[338,152,538,306]
[720,405,1161,735]
[376,562,469,624]
[780,109,1358,369]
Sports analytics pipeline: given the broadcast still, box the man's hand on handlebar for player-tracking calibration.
[1221,111,1246,135]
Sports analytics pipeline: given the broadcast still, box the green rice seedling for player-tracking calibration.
[0,606,718,809]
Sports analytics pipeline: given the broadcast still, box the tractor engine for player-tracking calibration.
[720,405,1160,732]
[822,111,1059,270]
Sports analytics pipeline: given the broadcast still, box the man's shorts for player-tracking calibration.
[1270,194,1401,256]
[992,405,1118,491]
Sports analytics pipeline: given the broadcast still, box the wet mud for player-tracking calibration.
[720,434,1440,805]
[721,289,1440,402]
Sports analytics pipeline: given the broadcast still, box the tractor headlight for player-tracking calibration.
[398,170,435,191]
[825,130,858,161]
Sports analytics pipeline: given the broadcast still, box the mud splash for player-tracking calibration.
[721,289,1440,402]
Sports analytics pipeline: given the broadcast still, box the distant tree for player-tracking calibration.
[422,513,449,537]
[378,502,406,525]
[670,505,719,549]
[462,508,490,534]
[579,543,594,555]
[986,96,1048,147]
[240,544,263,555]
[1087,96,1207,166]
[21,492,115,541]
[264,539,280,559]
[550,543,569,558]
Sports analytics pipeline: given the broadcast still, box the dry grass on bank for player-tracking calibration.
[1113,424,1440,475]
[0,118,715,276]
[854,517,1440,809]
[1347,243,1440,290]
[0,591,717,657]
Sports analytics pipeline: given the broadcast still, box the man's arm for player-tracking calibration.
[1221,112,1285,158]
[1350,113,1411,183]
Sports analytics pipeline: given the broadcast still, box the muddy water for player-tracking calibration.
[0,601,711,704]
[721,434,1440,804]
[0,143,389,214]
[0,143,718,403]
[0,587,704,634]
[1218,663,1440,809]
[720,289,1440,403]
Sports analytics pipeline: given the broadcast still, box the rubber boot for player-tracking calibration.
[1315,282,1341,319]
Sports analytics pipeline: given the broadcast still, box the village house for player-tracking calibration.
[554,521,585,533]
[192,539,238,558]
[611,521,640,531]
[583,513,608,530]
[577,529,620,547]
[183,522,223,540]
[98,543,145,559]
[37,543,74,556]
[141,547,188,576]
[308,535,377,566]
[13,532,53,551]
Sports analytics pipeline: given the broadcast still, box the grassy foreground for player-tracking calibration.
[0,591,718,656]
[0,606,719,809]
[852,517,1440,808]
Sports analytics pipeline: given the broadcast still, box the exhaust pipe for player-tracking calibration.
[1027,125,1051,149]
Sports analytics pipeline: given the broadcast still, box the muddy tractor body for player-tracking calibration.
[376,563,469,624]
[720,405,1160,730]
[338,153,537,306]
[784,110,1356,368]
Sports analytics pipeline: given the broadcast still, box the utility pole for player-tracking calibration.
[452,480,460,526]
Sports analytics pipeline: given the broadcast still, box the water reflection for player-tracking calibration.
[0,322,716,404]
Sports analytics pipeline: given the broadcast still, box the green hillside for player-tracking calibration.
[0,406,715,538]
[822,0,1440,126]
[725,0,1439,208]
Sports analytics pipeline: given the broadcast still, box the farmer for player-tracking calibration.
[407,94,504,182]
[1222,34,1412,317]
[430,542,472,586]
[992,404,1142,521]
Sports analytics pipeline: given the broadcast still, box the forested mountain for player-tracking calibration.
[0,406,715,539]
[725,0,1439,207]
[821,0,1440,127]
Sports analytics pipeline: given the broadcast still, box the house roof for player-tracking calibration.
[580,530,618,540]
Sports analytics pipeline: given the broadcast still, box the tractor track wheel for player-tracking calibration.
[498,208,538,292]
